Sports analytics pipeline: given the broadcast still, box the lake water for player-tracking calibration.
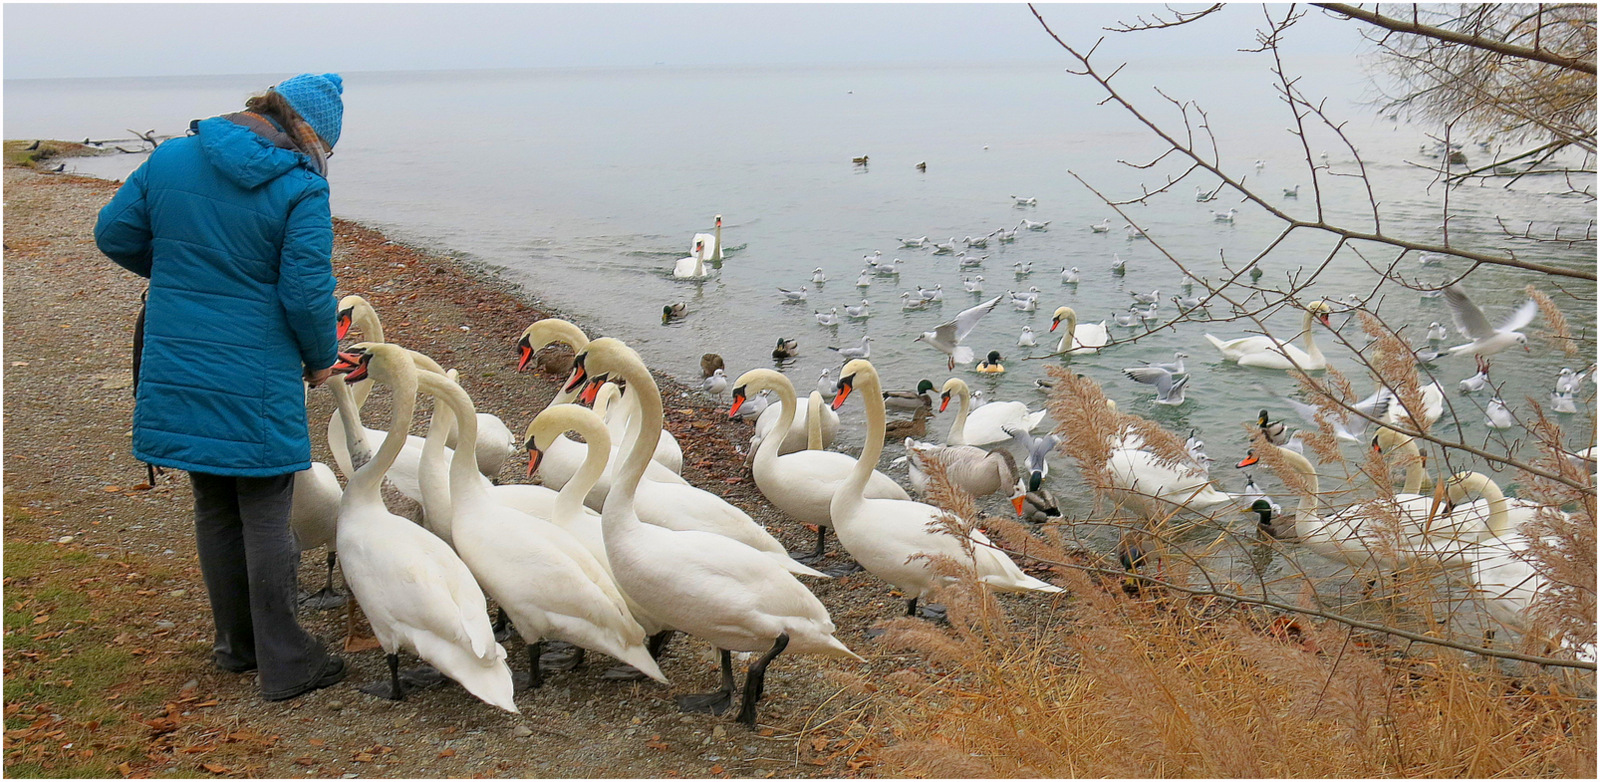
[8,60,1594,604]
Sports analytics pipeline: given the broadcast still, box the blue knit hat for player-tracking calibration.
[274,73,344,149]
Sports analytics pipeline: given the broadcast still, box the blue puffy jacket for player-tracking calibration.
[95,115,338,477]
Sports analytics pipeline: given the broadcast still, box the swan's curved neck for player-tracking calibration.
[1059,310,1078,353]
[745,370,797,469]
[949,381,972,443]
[1300,310,1324,360]
[348,365,417,501]
[416,371,483,504]
[418,385,456,539]
[1399,439,1426,495]
[524,322,590,405]
[806,392,824,450]
[842,366,888,502]
[712,219,723,261]
[1465,474,1512,538]
[329,375,372,469]
[603,350,664,520]
[550,405,610,524]
[1276,446,1322,518]
[349,303,384,408]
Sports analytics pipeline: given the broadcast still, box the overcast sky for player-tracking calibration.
[5,3,1371,80]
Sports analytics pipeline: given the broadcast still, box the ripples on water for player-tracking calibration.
[12,62,1594,616]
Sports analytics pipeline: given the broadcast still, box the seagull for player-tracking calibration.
[862,250,882,264]
[703,368,729,396]
[1131,289,1161,305]
[916,294,1004,370]
[811,268,828,284]
[1018,326,1037,347]
[1124,366,1189,406]
[830,335,873,360]
[1110,254,1127,274]
[1020,219,1051,231]
[930,239,957,255]
[1136,303,1161,323]
[1012,195,1038,207]
[1419,253,1444,266]
[1551,391,1579,414]
[962,276,984,293]
[1239,474,1281,515]
[1443,284,1537,356]
[1254,159,1266,170]
[872,259,904,277]
[1185,432,1213,475]
[915,161,927,172]
[1425,321,1448,343]
[816,368,836,398]
[1319,150,1330,163]
[1171,294,1204,312]
[1141,351,1189,375]
[1554,366,1591,395]
[1272,390,1390,442]
[1011,286,1042,305]
[1112,310,1140,327]
[1459,356,1492,393]
[845,300,871,318]
[1282,185,1299,198]
[1484,397,1514,430]
[991,227,1018,243]
[1060,266,1080,284]
[1414,346,1447,365]
[918,284,944,302]
[1212,208,1237,223]
[736,389,773,421]
[958,253,987,269]
[778,286,808,302]
[899,236,930,248]
[1013,262,1034,277]
[856,270,872,288]
[1004,425,1060,491]
[1124,224,1147,240]
[773,337,800,359]
[1090,219,1111,233]
[814,308,840,327]
[1195,185,1218,203]
[900,292,931,311]
[962,235,989,249]
[1011,296,1038,313]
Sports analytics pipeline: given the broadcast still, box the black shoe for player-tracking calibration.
[263,655,347,701]
[216,660,258,674]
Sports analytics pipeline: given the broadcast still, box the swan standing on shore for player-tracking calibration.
[556,338,860,727]
[327,345,517,711]
[830,360,1063,619]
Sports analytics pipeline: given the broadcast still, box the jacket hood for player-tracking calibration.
[194,116,316,189]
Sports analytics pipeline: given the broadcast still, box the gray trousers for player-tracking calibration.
[190,472,330,697]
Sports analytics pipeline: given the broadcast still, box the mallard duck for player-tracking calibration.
[662,302,687,323]
[975,350,1006,374]
[701,353,725,379]
[884,405,930,442]
[773,337,800,359]
[883,379,937,411]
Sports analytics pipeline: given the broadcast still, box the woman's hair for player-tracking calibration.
[243,89,328,157]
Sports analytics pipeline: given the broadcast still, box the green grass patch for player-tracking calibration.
[4,139,101,168]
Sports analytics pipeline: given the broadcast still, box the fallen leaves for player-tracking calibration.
[645,734,671,751]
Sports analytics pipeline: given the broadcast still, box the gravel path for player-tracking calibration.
[4,165,1073,778]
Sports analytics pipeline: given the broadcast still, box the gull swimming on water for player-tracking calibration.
[844,300,871,318]
[1017,326,1037,347]
[1019,219,1050,231]
[778,286,808,302]
[1459,356,1491,393]
[916,294,1004,370]
[962,276,984,293]
[1090,218,1111,233]
[811,268,828,284]
[1484,397,1514,430]
[1060,266,1080,284]
[830,335,873,360]
[856,270,872,288]
[814,308,841,327]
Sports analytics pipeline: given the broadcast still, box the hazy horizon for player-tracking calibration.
[5,3,1372,81]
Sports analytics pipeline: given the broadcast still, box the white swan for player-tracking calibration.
[939,377,1046,447]
[1107,436,1236,519]
[326,344,516,711]
[734,369,909,562]
[593,381,683,474]
[413,362,667,688]
[1049,306,1109,354]
[332,295,514,481]
[830,359,1063,617]
[515,319,688,505]
[290,460,345,608]
[748,378,839,460]
[1203,301,1333,370]
[556,337,860,727]
[674,238,710,279]
[1241,442,1442,571]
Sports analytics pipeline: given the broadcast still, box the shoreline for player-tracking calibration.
[2,161,938,778]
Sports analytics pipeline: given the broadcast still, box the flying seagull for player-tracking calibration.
[915,294,1004,370]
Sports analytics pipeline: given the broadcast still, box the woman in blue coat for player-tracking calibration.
[95,73,348,701]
